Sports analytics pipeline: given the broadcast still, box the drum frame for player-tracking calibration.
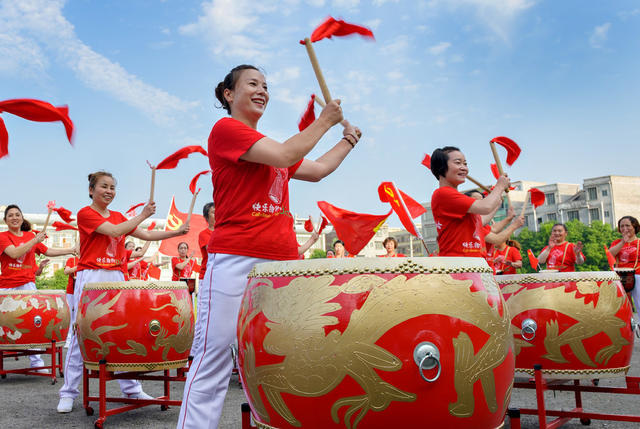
[0,339,64,384]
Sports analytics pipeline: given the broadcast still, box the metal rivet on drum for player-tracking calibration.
[33,315,42,328]
[149,320,162,336]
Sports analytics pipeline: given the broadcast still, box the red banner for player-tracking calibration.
[158,196,208,257]
[527,249,539,271]
[604,244,616,271]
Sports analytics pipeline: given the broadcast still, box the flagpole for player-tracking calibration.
[303,38,332,104]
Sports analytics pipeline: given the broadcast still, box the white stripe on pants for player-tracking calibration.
[58,269,142,399]
[12,282,45,368]
[177,253,270,429]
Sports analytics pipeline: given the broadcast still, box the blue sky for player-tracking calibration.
[1,0,639,226]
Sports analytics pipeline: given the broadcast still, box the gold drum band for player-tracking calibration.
[238,257,514,429]
[77,281,194,371]
[496,271,634,379]
[0,289,69,350]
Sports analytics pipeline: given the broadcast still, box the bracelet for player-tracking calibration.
[342,137,355,148]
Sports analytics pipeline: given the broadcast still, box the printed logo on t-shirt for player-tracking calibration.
[16,253,26,265]
[268,168,288,205]
[106,236,123,257]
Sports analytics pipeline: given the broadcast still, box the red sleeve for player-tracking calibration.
[35,242,48,255]
[125,249,133,263]
[509,247,522,261]
[288,159,304,178]
[78,207,107,235]
[611,239,622,248]
[171,257,179,270]
[65,258,75,268]
[198,230,208,249]
[211,118,265,163]
[0,232,9,254]
[434,187,475,219]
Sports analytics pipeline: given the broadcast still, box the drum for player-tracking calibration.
[77,280,194,371]
[180,277,196,294]
[496,271,634,379]
[0,290,69,349]
[238,257,514,429]
[615,268,636,292]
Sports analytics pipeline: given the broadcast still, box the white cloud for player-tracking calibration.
[332,0,360,9]
[428,41,451,55]
[267,67,301,86]
[0,0,196,124]
[0,33,48,77]
[365,18,382,30]
[589,22,610,49]
[373,0,400,5]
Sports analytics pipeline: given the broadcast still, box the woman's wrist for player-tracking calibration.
[342,137,355,148]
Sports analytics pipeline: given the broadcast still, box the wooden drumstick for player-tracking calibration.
[466,176,491,194]
[186,189,200,225]
[149,166,156,203]
[489,140,512,208]
[314,97,360,137]
[41,208,53,234]
[303,38,332,104]
[520,191,529,218]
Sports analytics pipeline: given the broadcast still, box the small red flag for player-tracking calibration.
[529,188,545,208]
[159,197,208,257]
[490,163,500,180]
[148,263,161,280]
[421,154,431,170]
[527,249,539,271]
[317,216,329,234]
[301,16,375,44]
[304,216,314,232]
[50,206,74,223]
[604,245,616,271]
[378,182,425,237]
[0,117,8,159]
[490,136,521,166]
[189,170,211,195]
[318,201,391,256]
[155,145,207,170]
[52,221,78,231]
[298,94,316,131]
[126,202,145,217]
[147,221,157,231]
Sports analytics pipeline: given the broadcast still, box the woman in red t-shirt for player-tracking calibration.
[537,223,584,272]
[429,146,510,258]
[57,171,189,414]
[171,242,195,280]
[380,237,406,257]
[609,216,640,310]
[178,65,361,428]
[494,239,523,275]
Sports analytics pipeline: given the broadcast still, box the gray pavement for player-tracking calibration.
[2,341,640,428]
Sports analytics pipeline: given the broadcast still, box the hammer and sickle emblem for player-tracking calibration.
[167,214,184,231]
[384,185,400,207]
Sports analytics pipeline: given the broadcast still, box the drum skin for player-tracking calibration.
[77,281,194,371]
[0,290,69,349]
[238,257,514,429]
[496,271,634,379]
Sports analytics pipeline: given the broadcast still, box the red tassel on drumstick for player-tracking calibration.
[186,169,211,225]
[52,221,78,231]
[147,145,208,202]
[520,188,545,217]
[422,154,491,193]
[489,136,521,208]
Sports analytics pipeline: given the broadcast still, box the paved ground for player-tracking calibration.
[2,341,640,428]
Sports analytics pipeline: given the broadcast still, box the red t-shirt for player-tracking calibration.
[207,117,303,260]
[431,186,486,258]
[171,257,195,281]
[77,206,132,273]
[378,253,406,257]
[0,231,48,289]
[542,242,583,272]
[65,257,78,294]
[198,228,212,280]
[611,239,640,274]
[494,246,522,275]
[128,259,149,280]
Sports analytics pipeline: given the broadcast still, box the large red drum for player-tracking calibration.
[238,257,514,429]
[496,271,634,379]
[0,289,69,349]
[77,281,194,371]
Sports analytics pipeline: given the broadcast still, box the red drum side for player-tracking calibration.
[77,281,194,371]
[238,257,514,429]
[497,271,634,379]
[0,290,69,349]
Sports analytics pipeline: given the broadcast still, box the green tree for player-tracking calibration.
[310,249,326,259]
[36,268,69,290]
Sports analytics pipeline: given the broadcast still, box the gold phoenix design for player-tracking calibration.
[503,279,629,367]
[0,295,69,344]
[238,273,512,429]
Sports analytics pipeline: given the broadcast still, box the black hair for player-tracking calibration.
[88,171,115,199]
[178,242,189,249]
[430,146,461,180]
[334,240,345,247]
[383,237,398,249]
[202,202,215,221]
[3,204,32,231]
[551,223,568,233]
[214,65,260,114]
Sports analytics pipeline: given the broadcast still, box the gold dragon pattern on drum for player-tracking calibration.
[150,291,194,360]
[78,291,127,358]
[0,294,69,345]
[502,279,629,367]
[238,272,512,429]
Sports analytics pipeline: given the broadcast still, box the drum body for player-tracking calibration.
[0,290,69,349]
[615,268,636,292]
[238,257,514,429]
[77,281,194,371]
[497,271,634,379]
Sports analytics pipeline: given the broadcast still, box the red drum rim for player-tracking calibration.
[249,256,493,278]
[0,289,66,296]
[495,271,620,285]
[83,280,189,291]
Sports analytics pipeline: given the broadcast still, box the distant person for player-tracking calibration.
[171,242,196,280]
[380,237,405,257]
[494,239,523,275]
[538,223,584,272]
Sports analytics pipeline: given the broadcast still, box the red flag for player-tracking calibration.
[49,206,74,223]
[527,249,539,271]
[317,216,329,234]
[421,154,431,170]
[378,182,425,237]
[158,197,208,257]
[155,145,207,170]
[0,117,8,159]
[300,16,375,44]
[298,94,316,131]
[490,163,500,180]
[189,170,211,194]
[490,136,521,166]
[147,221,157,231]
[529,188,545,208]
[318,201,391,255]
[52,221,77,231]
[148,263,161,280]
[193,262,201,274]
[604,245,616,271]
[304,216,314,232]
[126,202,145,217]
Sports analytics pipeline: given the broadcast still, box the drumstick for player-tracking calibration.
[186,189,200,225]
[149,166,156,202]
[314,97,362,138]
[520,190,529,218]
[41,208,53,234]
[466,176,491,194]
[489,140,512,208]
[303,38,332,104]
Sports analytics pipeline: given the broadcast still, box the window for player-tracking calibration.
[602,189,608,197]
[537,217,543,225]
[568,210,579,221]
[605,210,610,218]
[547,213,557,221]
[524,216,529,227]
[545,193,555,205]
[589,208,600,221]
[587,187,597,201]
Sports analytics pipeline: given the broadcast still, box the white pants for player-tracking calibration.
[65,293,74,345]
[59,269,142,399]
[177,253,270,429]
[12,282,45,368]
[631,275,640,315]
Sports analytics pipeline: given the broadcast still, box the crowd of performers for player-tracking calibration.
[1,64,639,427]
